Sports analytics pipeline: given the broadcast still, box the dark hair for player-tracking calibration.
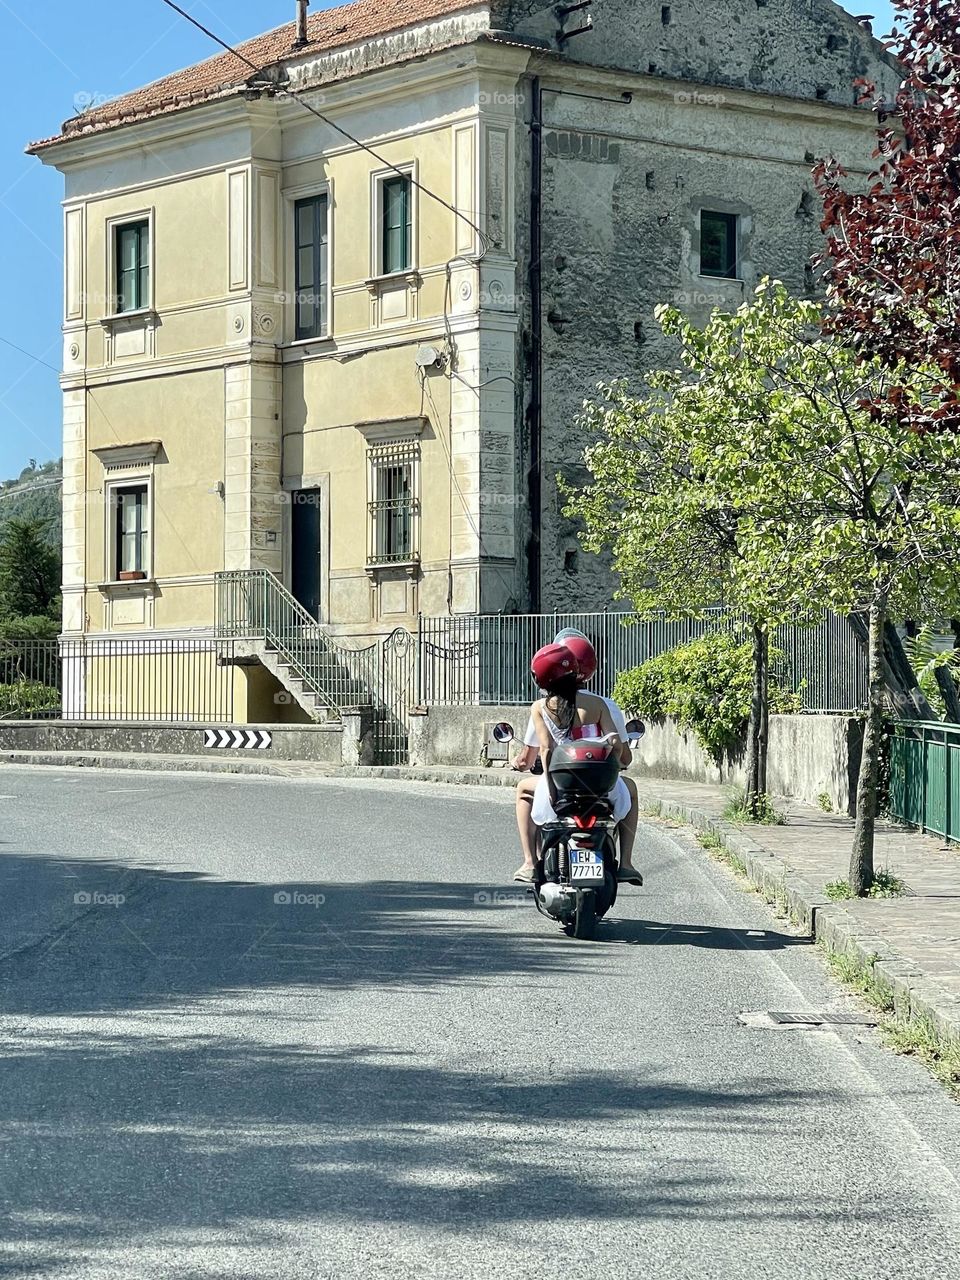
[544,672,581,736]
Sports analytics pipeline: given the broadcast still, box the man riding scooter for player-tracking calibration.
[512,628,642,886]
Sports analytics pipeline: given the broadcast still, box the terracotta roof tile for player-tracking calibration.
[28,0,483,152]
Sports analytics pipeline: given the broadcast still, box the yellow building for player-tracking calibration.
[29,0,897,729]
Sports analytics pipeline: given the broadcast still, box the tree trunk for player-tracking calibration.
[847,614,938,721]
[935,665,960,724]
[850,596,887,896]
[744,623,769,815]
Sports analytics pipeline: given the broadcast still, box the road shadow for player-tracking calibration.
[597,915,810,950]
[0,1031,878,1271]
[0,853,597,1017]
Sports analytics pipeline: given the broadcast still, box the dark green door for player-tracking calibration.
[291,489,322,621]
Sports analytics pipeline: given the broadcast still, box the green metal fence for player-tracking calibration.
[888,721,960,841]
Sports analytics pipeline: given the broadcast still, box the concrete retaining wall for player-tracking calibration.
[0,720,346,765]
[408,706,863,814]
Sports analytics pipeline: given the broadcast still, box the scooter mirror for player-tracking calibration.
[492,722,515,744]
[625,718,646,743]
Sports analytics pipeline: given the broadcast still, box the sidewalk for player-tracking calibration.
[2,748,959,1060]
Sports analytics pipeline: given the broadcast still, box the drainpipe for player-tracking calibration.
[526,76,543,613]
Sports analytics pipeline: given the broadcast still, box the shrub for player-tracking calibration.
[613,631,801,762]
[0,679,60,719]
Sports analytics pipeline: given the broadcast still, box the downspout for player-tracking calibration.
[526,76,543,612]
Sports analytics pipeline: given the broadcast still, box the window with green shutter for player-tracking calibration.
[381,176,412,274]
[294,194,329,339]
[115,220,150,312]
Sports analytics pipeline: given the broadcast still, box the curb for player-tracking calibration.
[0,750,521,788]
[635,785,960,1057]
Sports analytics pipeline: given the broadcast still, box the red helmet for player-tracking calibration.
[531,642,579,688]
[554,630,597,682]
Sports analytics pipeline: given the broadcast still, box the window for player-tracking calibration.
[368,442,419,565]
[114,484,149,577]
[115,220,150,312]
[380,175,412,275]
[294,194,329,339]
[700,210,738,279]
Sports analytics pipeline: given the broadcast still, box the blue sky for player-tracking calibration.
[0,0,899,480]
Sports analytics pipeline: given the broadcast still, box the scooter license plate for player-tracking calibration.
[569,848,604,881]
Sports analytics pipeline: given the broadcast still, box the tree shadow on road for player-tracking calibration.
[0,853,600,1017]
[0,850,898,1276]
[0,1030,882,1274]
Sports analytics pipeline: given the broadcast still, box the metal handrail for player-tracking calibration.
[215,569,378,717]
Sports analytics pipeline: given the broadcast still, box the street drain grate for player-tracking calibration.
[738,1010,878,1029]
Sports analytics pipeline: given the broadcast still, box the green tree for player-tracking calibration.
[563,366,800,814]
[663,281,960,894]
[0,518,61,625]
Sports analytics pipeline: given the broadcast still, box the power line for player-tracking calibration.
[158,0,490,255]
[0,335,60,374]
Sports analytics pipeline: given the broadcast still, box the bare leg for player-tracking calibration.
[514,777,538,877]
[618,777,641,877]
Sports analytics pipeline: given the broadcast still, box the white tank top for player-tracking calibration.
[540,703,603,746]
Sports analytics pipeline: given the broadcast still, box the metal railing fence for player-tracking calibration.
[418,609,868,711]
[59,637,235,722]
[888,720,960,842]
[0,638,61,718]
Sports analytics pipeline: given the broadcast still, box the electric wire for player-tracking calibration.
[158,0,490,256]
[0,335,60,374]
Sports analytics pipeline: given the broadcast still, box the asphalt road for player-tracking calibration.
[0,764,959,1280]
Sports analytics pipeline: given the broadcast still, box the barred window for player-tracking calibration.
[368,441,420,565]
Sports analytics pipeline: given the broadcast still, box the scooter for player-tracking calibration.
[494,719,645,940]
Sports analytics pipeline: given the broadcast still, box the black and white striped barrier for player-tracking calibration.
[203,728,273,750]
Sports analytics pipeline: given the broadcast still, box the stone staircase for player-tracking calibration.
[216,571,377,722]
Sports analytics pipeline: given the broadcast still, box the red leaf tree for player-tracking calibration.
[814,0,960,433]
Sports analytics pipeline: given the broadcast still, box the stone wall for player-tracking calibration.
[522,65,893,610]
[407,705,863,813]
[501,0,900,107]
[0,721,345,764]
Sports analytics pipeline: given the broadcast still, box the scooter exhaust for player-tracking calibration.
[539,882,575,917]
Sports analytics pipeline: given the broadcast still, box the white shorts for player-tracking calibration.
[531,775,631,826]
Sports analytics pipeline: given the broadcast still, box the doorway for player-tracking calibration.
[290,488,323,620]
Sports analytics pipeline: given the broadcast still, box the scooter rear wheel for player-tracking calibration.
[565,889,597,940]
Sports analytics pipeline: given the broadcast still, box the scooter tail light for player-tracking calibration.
[573,814,597,830]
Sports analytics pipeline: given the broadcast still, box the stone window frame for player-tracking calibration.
[282,178,334,347]
[93,441,160,588]
[103,208,156,319]
[368,162,419,284]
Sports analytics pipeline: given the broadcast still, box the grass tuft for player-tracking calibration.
[824,868,907,901]
[722,786,786,826]
[816,792,833,813]
[822,946,960,1096]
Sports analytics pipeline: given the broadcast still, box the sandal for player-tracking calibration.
[513,865,536,883]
